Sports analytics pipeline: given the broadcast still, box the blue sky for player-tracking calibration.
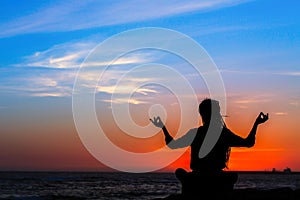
[1,0,299,99]
[0,0,300,171]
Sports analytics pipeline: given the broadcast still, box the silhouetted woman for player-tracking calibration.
[150,98,269,196]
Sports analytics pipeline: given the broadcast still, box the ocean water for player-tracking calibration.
[0,172,300,200]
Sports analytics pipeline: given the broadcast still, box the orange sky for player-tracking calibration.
[1,93,298,172]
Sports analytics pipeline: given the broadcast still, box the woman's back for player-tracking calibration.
[190,125,230,173]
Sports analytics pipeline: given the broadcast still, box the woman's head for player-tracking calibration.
[199,98,222,125]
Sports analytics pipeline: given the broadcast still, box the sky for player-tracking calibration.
[0,0,300,172]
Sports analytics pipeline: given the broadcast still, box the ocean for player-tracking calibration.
[0,171,300,200]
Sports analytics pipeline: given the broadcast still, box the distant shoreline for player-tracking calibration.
[229,170,300,174]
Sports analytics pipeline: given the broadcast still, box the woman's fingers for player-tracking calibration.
[150,116,161,126]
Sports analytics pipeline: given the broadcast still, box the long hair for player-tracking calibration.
[199,98,231,168]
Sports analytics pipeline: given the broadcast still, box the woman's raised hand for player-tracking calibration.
[255,112,269,125]
[150,116,164,128]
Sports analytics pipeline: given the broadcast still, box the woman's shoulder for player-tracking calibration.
[222,126,236,137]
[223,126,234,132]
[187,127,199,134]
[186,126,204,136]
[197,125,208,131]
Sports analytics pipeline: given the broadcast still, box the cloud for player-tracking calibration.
[0,83,72,97]
[232,148,284,153]
[5,24,229,102]
[235,98,271,104]
[289,101,300,107]
[19,37,156,70]
[82,54,153,68]
[221,69,300,77]
[229,93,274,107]
[97,84,158,95]
[275,71,300,76]
[96,75,160,105]
[5,38,161,98]
[0,0,252,38]
[19,40,96,69]
[32,77,58,87]
[102,98,148,105]
[31,92,70,97]
[18,35,203,100]
[23,74,74,97]
[0,60,78,97]
[274,112,288,116]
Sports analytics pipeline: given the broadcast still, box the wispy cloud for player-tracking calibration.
[234,97,272,104]
[228,93,274,108]
[102,98,148,105]
[19,38,156,69]
[0,83,72,97]
[95,71,161,105]
[18,40,96,69]
[0,70,76,97]
[98,83,161,105]
[28,76,74,97]
[289,100,300,107]
[221,69,300,77]
[274,71,300,76]
[82,54,154,68]
[97,83,158,95]
[274,112,288,116]
[5,37,162,99]
[31,91,70,97]
[0,0,251,38]
[232,148,284,153]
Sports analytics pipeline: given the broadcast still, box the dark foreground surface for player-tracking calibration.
[1,171,300,199]
[152,188,300,200]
